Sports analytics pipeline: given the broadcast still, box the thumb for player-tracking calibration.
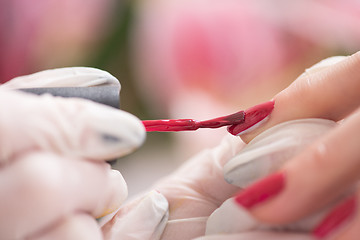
[241,51,360,143]
[0,89,145,162]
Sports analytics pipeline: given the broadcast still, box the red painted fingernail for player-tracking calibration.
[234,172,285,209]
[227,100,275,136]
[313,196,356,239]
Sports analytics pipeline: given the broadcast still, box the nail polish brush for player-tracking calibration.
[142,101,274,135]
[18,86,274,136]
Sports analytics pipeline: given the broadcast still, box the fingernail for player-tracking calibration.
[234,172,285,209]
[227,100,274,136]
[312,196,356,239]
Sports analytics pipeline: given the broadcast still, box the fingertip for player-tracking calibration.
[102,190,169,240]
[239,51,360,143]
[228,100,274,139]
[61,99,146,160]
[239,111,277,144]
[95,169,128,218]
[239,125,269,144]
[206,198,258,235]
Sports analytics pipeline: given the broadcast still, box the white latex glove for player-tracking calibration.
[97,118,245,239]
[0,68,169,240]
[205,119,337,239]
[133,121,326,240]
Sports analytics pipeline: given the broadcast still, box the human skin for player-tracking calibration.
[143,52,360,240]
[238,52,360,239]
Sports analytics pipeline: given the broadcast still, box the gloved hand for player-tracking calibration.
[0,67,169,240]
[111,52,360,240]
[102,132,245,240]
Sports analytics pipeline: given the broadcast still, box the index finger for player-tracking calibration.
[241,51,360,143]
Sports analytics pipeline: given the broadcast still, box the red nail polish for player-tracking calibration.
[234,172,285,209]
[142,111,244,132]
[313,196,356,239]
[227,100,275,136]
[141,100,274,134]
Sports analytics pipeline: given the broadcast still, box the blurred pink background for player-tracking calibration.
[132,0,360,156]
[1,0,360,195]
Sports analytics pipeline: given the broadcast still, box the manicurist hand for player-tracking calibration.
[130,51,360,240]
[0,68,169,240]
[204,51,360,239]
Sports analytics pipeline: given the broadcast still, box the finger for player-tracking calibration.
[98,169,129,218]
[241,51,360,142]
[206,198,258,235]
[0,89,145,162]
[224,118,336,188]
[154,135,244,220]
[161,217,207,240]
[334,212,360,240]
[194,232,313,240]
[29,213,102,240]
[1,67,119,89]
[206,197,328,236]
[150,135,244,240]
[0,152,127,239]
[102,190,168,240]
[312,194,357,239]
[231,107,360,224]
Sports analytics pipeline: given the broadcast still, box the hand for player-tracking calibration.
[0,67,166,239]
[100,132,245,240]
[206,51,360,239]
[92,51,360,240]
